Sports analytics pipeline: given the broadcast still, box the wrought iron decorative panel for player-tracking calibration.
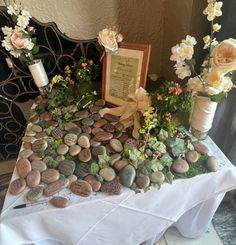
[0,7,100,160]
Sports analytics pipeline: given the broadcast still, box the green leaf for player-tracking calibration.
[90,162,100,175]
[149,159,163,172]
[32,45,39,55]
[165,171,174,184]
[158,129,169,142]
[125,146,141,169]
[210,92,225,103]
[98,154,110,169]
[160,153,173,168]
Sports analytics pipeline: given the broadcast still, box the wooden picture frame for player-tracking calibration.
[102,42,151,106]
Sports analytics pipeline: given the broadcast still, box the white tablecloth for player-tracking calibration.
[1,137,236,245]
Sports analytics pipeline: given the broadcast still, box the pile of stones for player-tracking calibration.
[9,97,219,208]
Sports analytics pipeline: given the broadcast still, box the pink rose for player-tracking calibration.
[10,31,25,49]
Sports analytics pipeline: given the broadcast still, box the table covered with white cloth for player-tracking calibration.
[1,137,236,245]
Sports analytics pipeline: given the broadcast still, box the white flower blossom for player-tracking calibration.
[213,23,221,32]
[203,1,223,21]
[17,15,30,29]
[7,4,19,15]
[1,26,13,36]
[174,62,191,79]
[21,10,31,18]
[179,42,194,60]
[183,35,197,46]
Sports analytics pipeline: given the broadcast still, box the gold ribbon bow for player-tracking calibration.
[99,87,151,139]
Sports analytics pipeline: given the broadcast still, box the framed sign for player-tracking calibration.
[102,42,151,106]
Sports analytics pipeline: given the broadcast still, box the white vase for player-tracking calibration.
[28,59,49,95]
[190,96,218,139]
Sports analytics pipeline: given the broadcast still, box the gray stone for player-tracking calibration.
[58,160,76,176]
[26,170,40,188]
[109,153,122,166]
[81,117,94,126]
[31,160,47,172]
[136,176,150,189]
[77,135,90,148]
[64,133,77,146]
[44,179,69,196]
[119,165,136,187]
[172,159,189,173]
[206,156,219,172]
[19,149,33,159]
[57,144,69,155]
[99,167,116,181]
[92,145,106,157]
[110,139,123,152]
[186,150,199,163]
[150,171,165,184]
[69,145,81,156]
[32,140,48,153]
[26,186,44,201]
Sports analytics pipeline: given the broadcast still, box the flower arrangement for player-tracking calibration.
[46,57,101,109]
[1,1,39,65]
[170,0,236,102]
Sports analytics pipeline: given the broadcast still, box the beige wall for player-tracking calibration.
[1,0,207,80]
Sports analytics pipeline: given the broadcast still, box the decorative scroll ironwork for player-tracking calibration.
[0,7,101,160]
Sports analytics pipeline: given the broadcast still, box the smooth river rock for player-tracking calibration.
[9,178,26,195]
[94,132,113,142]
[192,141,209,154]
[186,150,199,163]
[26,185,44,201]
[70,180,92,197]
[136,176,150,189]
[84,175,101,192]
[99,167,116,182]
[16,158,31,178]
[206,156,219,172]
[64,133,77,146]
[119,165,136,187]
[58,160,76,176]
[41,169,60,184]
[150,171,165,184]
[50,196,69,208]
[78,149,92,162]
[26,170,41,188]
[31,160,47,172]
[110,139,123,153]
[172,159,189,173]
[44,179,69,197]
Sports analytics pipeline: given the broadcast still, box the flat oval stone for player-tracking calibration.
[57,144,69,155]
[30,115,39,124]
[22,136,34,143]
[52,127,64,139]
[113,130,122,139]
[31,160,47,172]
[44,179,69,197]
[35,131,48,139]
[95,132,113,142]
[22,142,32,149]
[119,165,136,187]
[81,117,94,126]
[32,124,42,133]
[50,196,69,208]
[75,163,90,178]
[43,156,54,166]
[103,113,119,122]
[136,176,150,189]
[90,105,102,114]
[67,174,78,186]
[192,141,209,154]
[67,104,78,113]
[32,140,48,153]
[172,159,189,173]
[47,120,58,127]
[29,153,41,161]
[64,122,78,131]
[99,167,116,182]
[100,180,122,195]
[19,149,33,159]
[91,113,101,121]
[125,138,139,147]
[68,126,82,136]
[81,125,92,134]
[90,138,101,147]
[56,155,65,162]
[26,186,44,201]
[114,159,128,171]
[92,145,106,157]
[109,153,122,166]
[25,130,36,137]
[77,135,90,148]
[75,110,89,119]
[103,123,116,133]
[206,156,219,172]
[70,180,92,197]
[114,122,124,131]
[41,111,51,121]
[94,119,108,128]
[41,169,60,184]
[150,171,165,184]
[16,158,31,178]
[26,170,40,188]
[69,145,81,156]
[58,160,76,176]
[84,175,101,192]
[9,178,26,195]
[64,133,77,146]
[78,149,91,162]
[91,127,104,135]
[110,139,123,152]
[95,99,106,107]
[186,150,199,163]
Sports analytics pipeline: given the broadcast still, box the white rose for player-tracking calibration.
[187,76,204,92]
[211,38,236,74]
[98,28,119,52]
[24,39,34,50]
